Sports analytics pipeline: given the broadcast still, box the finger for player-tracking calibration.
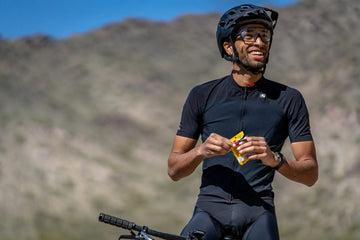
[244,136,266,143]
[209,135,234,149]
[237,141,260,151]
[239,145,267,155]
[207,143,223,152]
[223,138,236,148]
[247,152,267,160]
[239,137,267,149]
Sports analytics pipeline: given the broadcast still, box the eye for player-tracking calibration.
[244,35,254,41]
[243,31,255,40]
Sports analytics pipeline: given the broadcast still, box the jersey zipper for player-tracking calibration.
[240,86,248,132]
[229,86,249,204]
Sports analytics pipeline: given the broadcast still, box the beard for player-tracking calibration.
[247,60,266,71]
[239,56,267,73]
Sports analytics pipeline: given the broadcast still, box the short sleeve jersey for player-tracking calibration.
[176,75,313,203]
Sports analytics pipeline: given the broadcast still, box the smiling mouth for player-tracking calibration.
[249,50,264,56]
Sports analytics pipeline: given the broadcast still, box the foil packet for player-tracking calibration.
[230,131,254,165]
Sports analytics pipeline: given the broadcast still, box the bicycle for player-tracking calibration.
[98,213,205,240]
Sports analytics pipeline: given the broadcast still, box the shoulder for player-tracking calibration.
[191,75,230,93]
[260,78,304,101]
[187,75,231,100]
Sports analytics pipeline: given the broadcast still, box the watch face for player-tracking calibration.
[274,152,284,170]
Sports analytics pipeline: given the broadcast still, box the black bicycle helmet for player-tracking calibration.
[216,4,279,74]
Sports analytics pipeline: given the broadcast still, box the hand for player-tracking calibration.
[237,136,278,167]
[199,133,235,158]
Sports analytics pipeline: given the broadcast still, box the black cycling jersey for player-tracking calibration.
[176,74,313,204]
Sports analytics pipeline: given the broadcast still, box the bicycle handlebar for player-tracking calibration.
[99,213,187,240]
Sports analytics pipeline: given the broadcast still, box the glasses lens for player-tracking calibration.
[236,28,271,44]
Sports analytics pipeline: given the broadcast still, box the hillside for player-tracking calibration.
[0,0,359,239]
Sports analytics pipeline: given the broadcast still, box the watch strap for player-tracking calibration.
[273,152,285,170]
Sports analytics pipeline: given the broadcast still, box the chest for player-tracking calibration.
[202,92,288,142]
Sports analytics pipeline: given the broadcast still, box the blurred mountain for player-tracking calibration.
[0,0,359,239]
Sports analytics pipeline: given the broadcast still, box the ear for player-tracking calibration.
[223,41,233,56]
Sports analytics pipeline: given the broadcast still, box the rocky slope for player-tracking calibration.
[0,0,359,239]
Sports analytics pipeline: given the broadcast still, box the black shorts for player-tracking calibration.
[181,201,279,240]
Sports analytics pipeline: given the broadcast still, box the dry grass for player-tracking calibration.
[0,0,359,239]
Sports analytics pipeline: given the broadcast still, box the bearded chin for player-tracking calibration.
[235,54,269,74]
[244,59,266,73]
[250,62,264,69]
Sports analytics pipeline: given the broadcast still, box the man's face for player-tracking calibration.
[233,24,271,70]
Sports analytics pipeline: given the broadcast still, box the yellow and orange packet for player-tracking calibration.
[230,131,254,165]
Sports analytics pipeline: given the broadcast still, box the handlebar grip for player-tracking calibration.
[99,213,138,231]
[99,213,188,240]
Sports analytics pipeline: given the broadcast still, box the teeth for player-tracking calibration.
[251,51,263,55]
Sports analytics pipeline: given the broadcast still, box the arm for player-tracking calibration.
[280,140,318,186]
[237,137,318,186]
[168,133,235,181]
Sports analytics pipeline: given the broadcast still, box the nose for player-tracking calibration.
[254,33,266,45]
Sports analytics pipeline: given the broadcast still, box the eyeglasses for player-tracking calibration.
[235,28,272,44]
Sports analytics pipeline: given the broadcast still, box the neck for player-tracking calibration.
[231,64,263,87]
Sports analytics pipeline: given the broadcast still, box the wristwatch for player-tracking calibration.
[273,152,285,170]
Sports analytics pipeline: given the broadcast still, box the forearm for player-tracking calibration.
[277,155,318,186]
[168,146,205,181]
[168,133,235,181]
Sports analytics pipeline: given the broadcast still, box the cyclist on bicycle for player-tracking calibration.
[168,4,318,240]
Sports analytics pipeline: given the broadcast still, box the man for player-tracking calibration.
[168,4,318,240]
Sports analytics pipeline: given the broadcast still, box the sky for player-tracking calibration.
[0,0,300,39]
